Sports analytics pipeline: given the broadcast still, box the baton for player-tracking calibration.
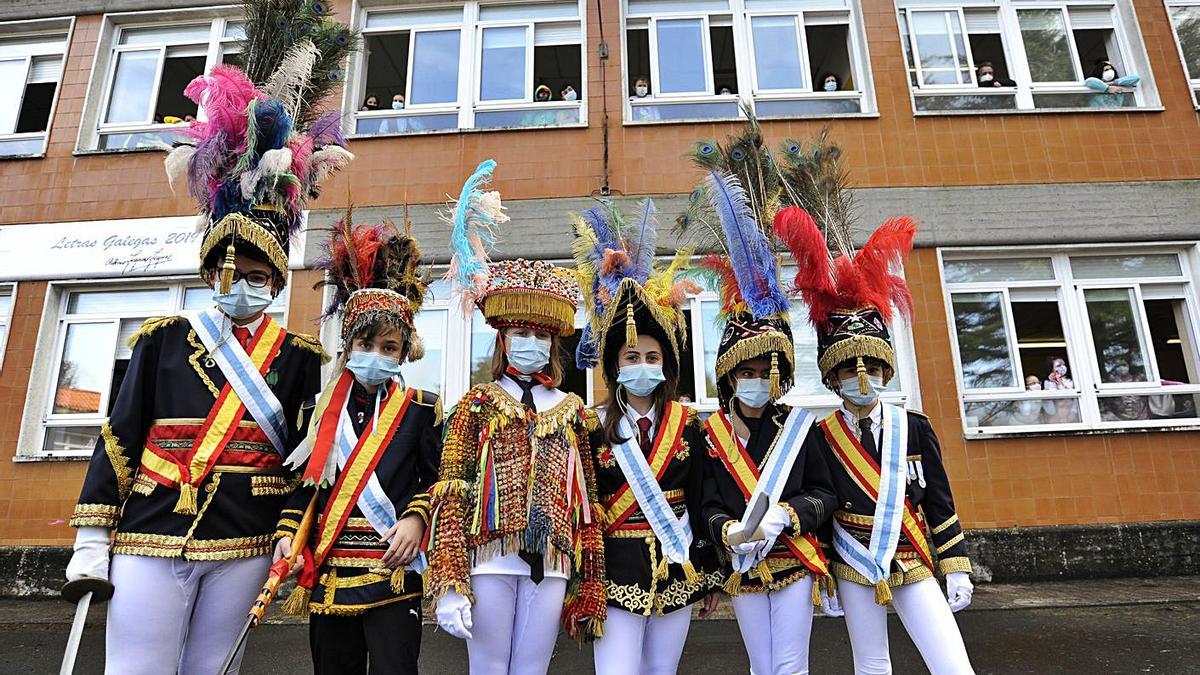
[60,577,114,675]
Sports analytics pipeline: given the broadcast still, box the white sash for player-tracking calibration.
[832,403,909,584]
[186,308,289,454]
[611,415,693,565]
[732,407,816,573]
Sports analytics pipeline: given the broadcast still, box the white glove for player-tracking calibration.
[436,590,474,640]
[945,571,973,613]
[725,521,768,558]
[758,504,793,544]
[65,527,111,583]
[820,590,844,618]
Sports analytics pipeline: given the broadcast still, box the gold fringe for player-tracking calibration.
[654,555,670,581]
[822,574,837,600]
[174,483,198,515]
[682,560,700,584]
[754,559,774,584]
[219,241,236,295]
[723,572,743,595]
[282,585,311,616]
[101,423,135,502]
[857,357,869,395]
[818,335,895,378]
[625,303,637,348]
[481,289,577,336]
[770,352,782,399]
[812,577,823,607]
[128,316,184,349]
[390,567,407,594]
[874,579,892,605]
[430,479,470,499]
[290,333,331,364]
[713,332,794,381]
[200,211,289,278]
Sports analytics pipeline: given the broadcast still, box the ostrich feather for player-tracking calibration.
[265,41,321,121]
[628,198,658,284]
[308,110,348,148]
[182,65,260,144]
[164,145,196,195]
[306,145,355,187]
[446,160,500,304]
[773,206,835,306]
[704,171,789,319]
[853,216,917,322]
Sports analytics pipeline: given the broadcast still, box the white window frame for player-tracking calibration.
[746,13,810,94]
[1165,0,1200,107]
[906,7,977,88]
[939,243,1200,438]
[0,283,17,369]
[648,15,717,98]
[475,23,535,105]
[0,17,73,158]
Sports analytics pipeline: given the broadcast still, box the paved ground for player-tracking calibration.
[7,576,1199,674]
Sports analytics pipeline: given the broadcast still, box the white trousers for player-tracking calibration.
[105,553,270,675]
[593,605,693,675]
[838,577,974,675]
[731,575,814,675]
[466,574,568,675]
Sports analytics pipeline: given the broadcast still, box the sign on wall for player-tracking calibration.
[0,215,307,280]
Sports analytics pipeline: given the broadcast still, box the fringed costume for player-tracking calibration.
[427,161,606,674]
[573,200,721,675]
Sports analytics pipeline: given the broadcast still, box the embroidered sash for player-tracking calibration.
[705,408,826,576]
[606,401,693,565]
[822,404,932,586]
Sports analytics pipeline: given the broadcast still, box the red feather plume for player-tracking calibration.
[699,253,743,314]
[854,216,917,323]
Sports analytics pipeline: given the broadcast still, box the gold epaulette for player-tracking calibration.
[127,316,184,348]
[289,333,331,364]
[685,405,700,426]
[582,407,601,432]
[413,389,444,421]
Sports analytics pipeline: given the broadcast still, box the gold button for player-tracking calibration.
[844,501,853,509]
[205,483,216,493]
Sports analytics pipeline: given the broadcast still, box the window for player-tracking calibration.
[1167,1,1200,105]
[941,247,1200,435]
[37,280,288,457]
[898,0,1157,113]
[350,1,585,136]
[0,284,14,367]
[624,0,874,123]
[0,20,70,157]
[82,12,242,151]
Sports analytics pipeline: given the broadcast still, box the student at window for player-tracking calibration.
[561,84,578,102]
[820,73,842,92]
[1043,356,1080,424]
[1084,59,1139,108]
[718,84,734,95]
[391,93,405,110]
[630,76,660,121]
[361,94,380,111]
[1013,375,1051,425]
[975,62,1015,88]
[535,84,553,102]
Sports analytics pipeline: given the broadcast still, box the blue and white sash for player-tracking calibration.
[612,415,693,565]
[832,403,909,585]
[187,308,289,454]
[732,407,816,573]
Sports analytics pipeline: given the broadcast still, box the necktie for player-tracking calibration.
[511,376,537,409]
[509,375,544,583]
[858,416,878,459]
[232,326,251,351]
[637,416,653,452]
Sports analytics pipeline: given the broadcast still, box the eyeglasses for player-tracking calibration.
[228,270,274,288]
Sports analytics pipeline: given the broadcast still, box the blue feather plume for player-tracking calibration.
[448,159,499,293]
[704,171,790,318]
[629,198,658,284]
[575,324,599,369]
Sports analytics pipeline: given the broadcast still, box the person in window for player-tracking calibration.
[1084,59,1139,107]
[561,84,578,102]
[66,50,353,673]
[430,162,607,671]
[535,84,553,102]
[718,84,734,95]
[975,62,1015,88]
[773,206,976,675]
[820,73,842,93]
[1013,375,1052,425]
[274,212,441,675]
[522,87,560,127]
[573,200,721,675]
[391,93,405,110]
[1043,356,1080,424]
[630,76,660,122]
[1099,358,1151,421]
[361,94,381,111]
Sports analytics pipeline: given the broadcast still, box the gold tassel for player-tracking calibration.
[874,579,892,605]
[723,572,743,595]
[857,357,869,395]
[219,240,237,295]
[625,304,637,348]
[282,585,311,616]
[812,576,823,607]
[770,352,782,399]
[755,559,774,584]
[655,555,670,581]
[682,560,700,584]
[822,574,837,600]
[174,483,198,515]
[390,567,407,594]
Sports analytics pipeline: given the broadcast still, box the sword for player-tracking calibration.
[218,493,319,675]
[60,577,114,675]
[726,492,770,546]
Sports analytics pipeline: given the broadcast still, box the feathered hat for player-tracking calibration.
[573,199,699,383]
[164,0,358,294]
[315,204,428,359]
[445,159,579,336]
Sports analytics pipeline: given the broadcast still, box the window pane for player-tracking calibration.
[410,30,461,105]
[914,93,1018,111]
[0,289,12,318]
[1099,393,1199,422]
[1084,288,1150,383]
[911,11,962,85]
[0,58,26,134]
[951,292,1017,389]
[470,310,498,386]
[1145,298,1197,385]
[400,310,447,398]
[480,26,528,101]
[787,301,833,396]
[656,19,707,94]
[752,16,803,90]
[474,106,580,129]
[1172,7,1200,79]
[701,301,721,398]
[105,49,159,124]
[942,257,1055,284]
[53,322,115,414]
[68,288,171,315]
[1069,254,1182,280]
[1018,9,1077,82]
[43,426,101,454]
[963,396,1082,428]
[115,317,151,360]
[119,24,212,46]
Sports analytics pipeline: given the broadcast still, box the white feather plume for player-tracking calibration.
[265,41,321,121]
[306,146,355,187]
[163,145,196,195]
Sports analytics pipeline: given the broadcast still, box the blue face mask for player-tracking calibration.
[507,335,551,375]
[823,80,838,92]
[347,350,402,387]
[839,374,885,406]
[213,279,274,320]
[618,363,666,397]
[735,377,772,409]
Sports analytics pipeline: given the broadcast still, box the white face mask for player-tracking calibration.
[635,85,649,97]
[838,374,884,407]
[979,73,993,83]
[1102,68,1116,82]
[563,89,578,102]
[1027,381,1043,391]
[824,80,838,92]
[213,279,274,320]
[507,334,551,375]
[392,100,405,110]
[735,378,772,410]
[618,363,665,397]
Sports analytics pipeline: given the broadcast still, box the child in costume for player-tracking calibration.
[273,213,442,674]
[428,160,606,674]
[573,200,721,675]
[65,4,353,672]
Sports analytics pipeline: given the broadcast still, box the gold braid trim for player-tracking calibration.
[935,532,966,555]
[714,332,795,381]
[101,423,134,502]
[818,335,895,376]
[70,503,120,528]
[830,560,933,590]
[199,212,288,277]
[729,568,809,596]
[938,556,974,576]
[290,333,331,364]
[127,316,183,349]
[186,329,220,398]
[931,514,960,535]
[250,475,292,497]
[111,532,272,560]
[481,289,578,337]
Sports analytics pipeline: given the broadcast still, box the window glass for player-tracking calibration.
[68,288,171,315]
[951,291,1017,389]
[119,24,211,45]
[963,397,1082,427]
[656,19,707,94]
[470,310,498,386]
[911,11,969,85]
[105,50,158,124]
[0,59,25,133]
[1145,298,1197,385]
[400,309,448,398]
[410,30,461,105]
[752,16,803,90]
[480,26,527,101]
[43,426,102,454]
[1018,9,1078,82]
[53,322,115,415]
[942,257,1055,283]
[1083,288,1150,383]
[1171,6,1200,79]
[806,21,852,92]
[1069,254,1182,279]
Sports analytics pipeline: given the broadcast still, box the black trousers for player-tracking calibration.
[309,596,422,675]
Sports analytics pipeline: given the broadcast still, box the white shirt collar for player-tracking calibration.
[625,403,657,428]
[839,400,882,429]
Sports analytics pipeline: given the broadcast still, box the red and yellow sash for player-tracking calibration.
[139,318,286,514]
[820,413,933,570]
[705,412,828,576]
[601,401,687,533]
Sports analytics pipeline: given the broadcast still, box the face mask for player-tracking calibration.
[392,101,404,110]
[1027,381,1042,391]
[735,378,772,409]
[618,363,665,397]
[979,74,993,83]
[824,80,838,91]
[635,85,649,97]
[507,335,551,375]
[563,90,578,102]
[1054,364,1068,377]
[838,374,884,406]
[214,279,274,320]
[1102,69,1115,82]
[346,350,402,387]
